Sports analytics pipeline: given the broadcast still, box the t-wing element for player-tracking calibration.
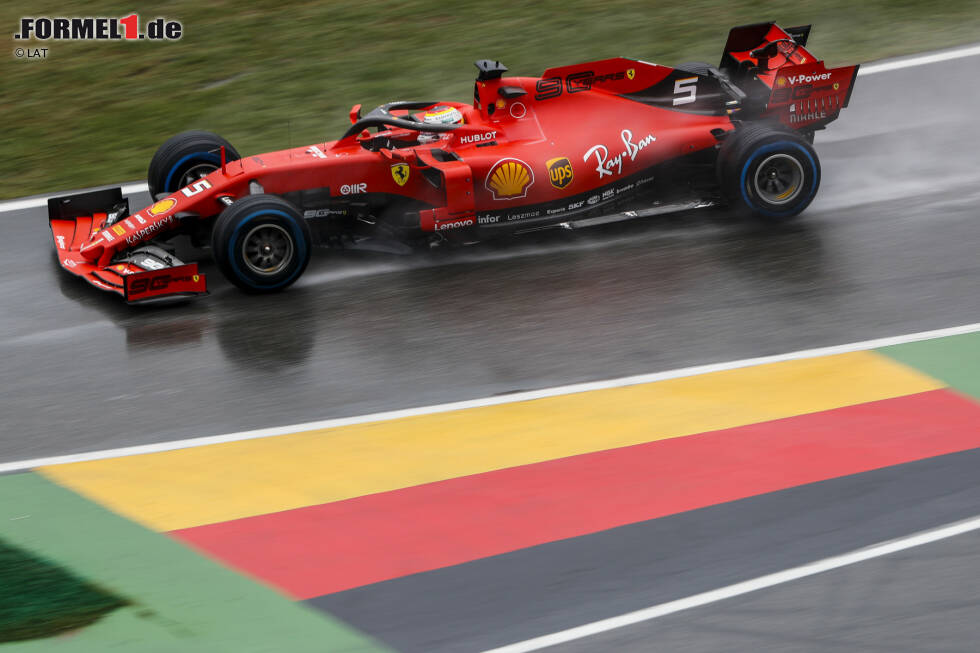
[474,59,508,81]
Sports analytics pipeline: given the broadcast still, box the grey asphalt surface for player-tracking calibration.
[557,521,980,653]
[315,448,980,652]
[1,51,979,463]
[0,46,978,652]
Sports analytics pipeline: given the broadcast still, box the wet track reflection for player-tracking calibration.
[1,54,979,466]
[2,47,980,653]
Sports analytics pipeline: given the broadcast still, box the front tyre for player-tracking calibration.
[212,195,312,293]
[717,124,820,221]
[147,130,240,197]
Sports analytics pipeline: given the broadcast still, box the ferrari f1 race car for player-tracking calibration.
[49,22,858,303]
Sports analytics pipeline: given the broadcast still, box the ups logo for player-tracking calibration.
[546,157,574,189]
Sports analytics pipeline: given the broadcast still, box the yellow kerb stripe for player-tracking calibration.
[40,351,941,531]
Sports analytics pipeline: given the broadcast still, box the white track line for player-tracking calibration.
[1,322,977,474]
[0,43,977,216]
[858,43,980,76]
[480,514,980,653]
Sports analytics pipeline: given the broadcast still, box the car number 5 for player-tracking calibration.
[673,77,698,106]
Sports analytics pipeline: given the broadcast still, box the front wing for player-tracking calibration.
[48,187,207,304]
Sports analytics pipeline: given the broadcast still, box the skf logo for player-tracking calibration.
[486,158,534,200]
[626,68,635,80]
[391,163,410,187]
[148,198,176,216]
[546,157,574,190]
[112,224,126,236]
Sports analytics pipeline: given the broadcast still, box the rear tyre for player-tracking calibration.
[147,130,240,197]
[716,124,820,221]
[675,61,714,76]
[212,195,312,293]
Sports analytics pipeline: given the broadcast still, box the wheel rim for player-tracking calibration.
[242,223,293,276]
[753,153,804,205]
[178,162,217,189]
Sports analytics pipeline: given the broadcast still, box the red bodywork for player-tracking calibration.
[48,22,857,303]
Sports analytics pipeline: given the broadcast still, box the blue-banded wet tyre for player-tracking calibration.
[716,123,820,221]
[211,195,312,293]
[147,130,240,197]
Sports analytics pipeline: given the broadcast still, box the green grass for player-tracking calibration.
[0,538,128,643]
[2,0,979,198]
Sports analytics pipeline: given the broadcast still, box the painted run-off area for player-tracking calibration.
[1,330,977,649]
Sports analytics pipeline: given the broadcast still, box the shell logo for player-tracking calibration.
[485,158,534,200]
[775,76,787,88]
[148,198,177,216]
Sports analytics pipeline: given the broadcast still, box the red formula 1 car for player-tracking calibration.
[48,22,858,303]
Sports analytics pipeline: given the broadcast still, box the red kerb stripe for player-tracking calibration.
[171,389,980,599]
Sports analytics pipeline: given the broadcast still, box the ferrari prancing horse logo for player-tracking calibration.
[626,68,635,80]
[391,163,410,186]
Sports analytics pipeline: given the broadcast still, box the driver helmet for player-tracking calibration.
[422,105,463,125]
[418,105,463,143]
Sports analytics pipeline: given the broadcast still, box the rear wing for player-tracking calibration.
[719,22,859,131]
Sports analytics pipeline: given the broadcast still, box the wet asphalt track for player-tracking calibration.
[1,47,979,651]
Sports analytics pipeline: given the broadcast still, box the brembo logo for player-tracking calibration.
[787,73,832,85]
